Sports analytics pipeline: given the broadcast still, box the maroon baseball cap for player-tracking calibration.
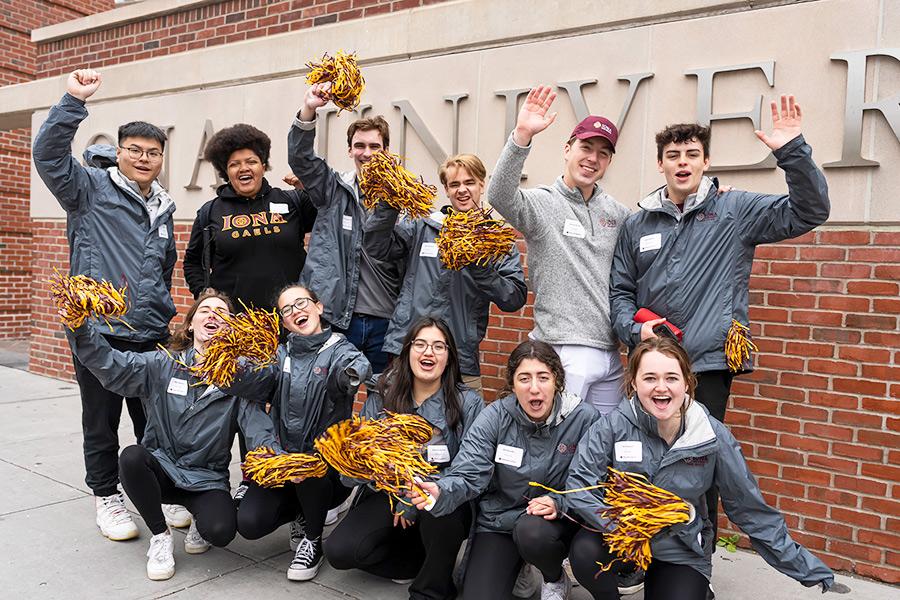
[569,116,618,152]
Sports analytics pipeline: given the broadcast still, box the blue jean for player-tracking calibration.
[336,313,390,374]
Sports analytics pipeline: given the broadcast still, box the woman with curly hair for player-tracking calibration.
[184,123,317,312]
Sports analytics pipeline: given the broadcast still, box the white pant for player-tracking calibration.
[552,344,624,415]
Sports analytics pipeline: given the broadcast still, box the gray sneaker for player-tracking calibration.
[513,563,540,598]
[540,570,572,600]
[184,519,211,554]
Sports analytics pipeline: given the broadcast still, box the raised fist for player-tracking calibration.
[67,69,102,101]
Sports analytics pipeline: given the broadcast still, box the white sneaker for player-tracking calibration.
[162,504,191,528]
[184,519,211,554]
[146,531,175,581]
[541,570,572,600]
[513,563,540,598]
[233,482,249,502]
[95,493,139,541]
[289,513,306,551]
[325,487,356,526]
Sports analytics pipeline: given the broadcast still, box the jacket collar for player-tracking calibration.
[550,175,605,205]
[638,176,717,217]
[215,178,273,200]
[287,327,339,356]
[107,166,175,221]
[621,395,716,450]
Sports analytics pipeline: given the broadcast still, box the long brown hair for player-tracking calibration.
[624,337,697,402]
[376,317,464,429]
[500,340,566,396]
[167,289,234,352]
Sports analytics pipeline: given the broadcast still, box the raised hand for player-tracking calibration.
[299,82,332,120]
[754,94,802,151]
[67,69,102,101]
[513,85,558,146]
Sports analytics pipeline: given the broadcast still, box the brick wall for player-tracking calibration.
[36,0,452,78]
[27,219,900,583]
[0,0,114,339]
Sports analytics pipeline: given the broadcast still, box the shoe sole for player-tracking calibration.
[185,543,211,555]
[147,566,175,581]
[98,525,139,541]
[165,517,192,529]
[286,560,322,581]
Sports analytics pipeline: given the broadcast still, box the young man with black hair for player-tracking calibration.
[33,69,179,541]
[609,95,830,573]
[288,82,404,374]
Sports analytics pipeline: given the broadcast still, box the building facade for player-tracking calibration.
[0,0,898,584]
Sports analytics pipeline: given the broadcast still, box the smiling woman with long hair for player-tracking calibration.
[325,317,484,600]
[64,289,280,582]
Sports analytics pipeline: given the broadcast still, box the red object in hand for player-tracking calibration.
[633,308,684,342]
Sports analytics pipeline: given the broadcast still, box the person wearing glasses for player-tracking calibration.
[64,289,281,581]
[325,317,484,600]
[364,154,527,391]
[183,123,317,313]
[222,284,371,582]
[33,69,179,542]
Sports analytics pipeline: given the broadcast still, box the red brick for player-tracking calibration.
[820,262,871,278]
[766,292,816,308]
[810,327,861,344]
[817,230,870,245]
[754,415,801,433]
[831,506,883,528]
[807,453,859,475]
[750,275,791,290]
[839,346,891,363]
[780,403,828,421]
[861,497,900,517]
[755,245,797,260]
[861,463,900,482]
[847,247,900,262]
[779,433,830,453]
[828,540,882,562]
[832,377,886,396]
[872,231,900,245]
[779,497,828,518]
[855,564,900,585]
[807,358,858,376]
[861,364,900,381]
[874,298,900,314]
[782,465,832,486]
[803,518,854,540]
[847,280,899,295]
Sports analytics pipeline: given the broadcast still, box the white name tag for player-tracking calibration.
[158,224,169,239]
[562,218,586,239]
[167,377,188,396]
[283,356,291,372]
[427,444,451,464]
[269,202,289,214]
[342,215,353,231]
[419,242,439,258]
[614,441,643,462]
[495,444,524,468]
[640,233,662,252]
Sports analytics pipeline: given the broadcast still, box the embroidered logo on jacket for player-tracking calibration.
[682,456,708,466]
[557,443,577,455]
[221,211,287,238]
[598,218,618,228]
[313,366,328,377]
[695,211,717,222]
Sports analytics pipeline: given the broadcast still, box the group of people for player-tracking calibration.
[32,67,838,599]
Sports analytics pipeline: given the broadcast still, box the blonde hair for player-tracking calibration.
[438,153,486,186]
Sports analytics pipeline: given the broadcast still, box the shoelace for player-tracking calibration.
[102,495,132,525]
[291,538,316,567]
[148,535,172,561]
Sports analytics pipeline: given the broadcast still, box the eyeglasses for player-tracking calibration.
[411,339,448,355]
[119,145,163,161]
[279,297,315,317]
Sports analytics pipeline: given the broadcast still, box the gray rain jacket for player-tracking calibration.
[359,381,485,521]
[364,204,527,375]
[33,93,177,342]
[609,135,830,372]
[225,328,372,453]
[430,392,598,533]
[66,322,279,492]
[561,396,834,588]
[288,118,403,328]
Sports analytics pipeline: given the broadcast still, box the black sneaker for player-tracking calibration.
[287,536,322,581]
[289,513,306,551]
[617,567,645,595]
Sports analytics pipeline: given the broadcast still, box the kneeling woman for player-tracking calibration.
[326,317,484,600]
[66,290,280,581]
[411,341,599,599]
[228,284,371,582]
[553,337,834,599]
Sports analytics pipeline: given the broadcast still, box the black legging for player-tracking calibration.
[118,444,236,546]
[237,469,350,541]
[568,528,709,600]
[325,490,471,600]
[462,514,579,600]
[695,370,734,545]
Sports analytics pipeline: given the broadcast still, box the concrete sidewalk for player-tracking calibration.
[0,365,890,599]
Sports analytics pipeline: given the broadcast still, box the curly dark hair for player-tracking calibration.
[655,123,711,161]
[203,123,272,180]
[500,340,566,398]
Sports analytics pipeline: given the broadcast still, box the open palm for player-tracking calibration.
[514,85,558,144]
[755,94,802,150]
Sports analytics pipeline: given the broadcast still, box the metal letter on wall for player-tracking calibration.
[494,87,531,141]
[444,93,468,157]
[184,119,223,190]
[616,73,654,130]
[390,100,449,165]
[557,79,597,122]
[685,61,776,171]
[824,49,900,168]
